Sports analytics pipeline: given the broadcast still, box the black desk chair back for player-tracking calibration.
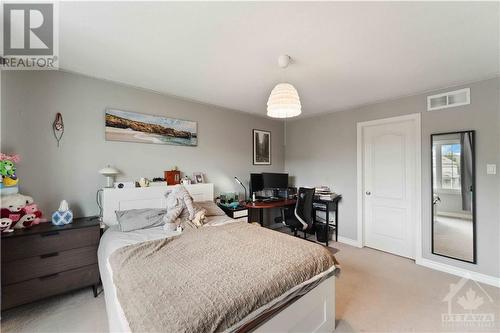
[281,187,315,238]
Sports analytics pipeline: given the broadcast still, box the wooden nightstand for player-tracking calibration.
[1,217,100,310]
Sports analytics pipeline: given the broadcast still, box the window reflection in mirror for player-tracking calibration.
[431,131,476,263]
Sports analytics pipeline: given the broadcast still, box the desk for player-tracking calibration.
[313,195,342,245]
[244,196,342,246]
[244,199,296,227]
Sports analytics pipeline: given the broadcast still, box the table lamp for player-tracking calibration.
[234,176,247,202]
[99,165,120,188]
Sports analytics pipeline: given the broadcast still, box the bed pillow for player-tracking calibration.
[194,201,226,216]
[115,208,167,232]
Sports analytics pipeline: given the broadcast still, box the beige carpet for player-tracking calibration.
[434,216,474,262]
[334,243,499,332]
[2,241,499,333]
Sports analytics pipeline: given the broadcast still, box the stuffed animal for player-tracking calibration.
[21,195,34,206]
[0,160,16,177]
[0,218,14,233]
[23,203,42,218]
[1,194,27,213]
[15,213,35,229]
[2,176,18,187]
[0,209,21,224]
[22,203,44,225]
[1,194,42,229]
[0,153,20,194]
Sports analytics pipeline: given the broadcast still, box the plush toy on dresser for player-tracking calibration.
[0,153,20,196]
[0,193,45,230]
[0,153,46,232]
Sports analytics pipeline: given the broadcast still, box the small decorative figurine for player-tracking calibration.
[138,177,150,187]
[180,176,191,185]
[52,200,73,226]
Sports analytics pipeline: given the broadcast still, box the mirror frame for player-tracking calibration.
[431,130,477,264]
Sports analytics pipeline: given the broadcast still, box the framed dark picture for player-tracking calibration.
[253,129,271,165]
[193,172,204,184]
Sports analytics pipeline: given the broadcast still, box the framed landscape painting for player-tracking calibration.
[105,109,198,146]
[253,129,271,165]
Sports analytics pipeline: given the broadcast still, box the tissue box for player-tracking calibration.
[51,210,73,226]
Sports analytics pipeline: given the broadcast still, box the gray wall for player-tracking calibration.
[285,77,500,277]
[2,70,498,277]
[1,71,285,218]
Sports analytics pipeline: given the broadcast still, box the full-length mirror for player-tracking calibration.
[431,131,476,263]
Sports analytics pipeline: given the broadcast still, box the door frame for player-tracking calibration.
[356,113,422,260]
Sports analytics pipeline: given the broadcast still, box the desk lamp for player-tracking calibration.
[234,177,247,202]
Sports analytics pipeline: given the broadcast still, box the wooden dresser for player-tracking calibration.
[1,217,100,310]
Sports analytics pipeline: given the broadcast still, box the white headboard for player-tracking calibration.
[102,183,214,226]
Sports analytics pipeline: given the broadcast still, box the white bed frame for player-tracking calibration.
[102,183,214,226]
[101,184,335,332]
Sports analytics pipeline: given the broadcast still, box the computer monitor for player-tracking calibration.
[250,173,264,193]
[262,173,288,190]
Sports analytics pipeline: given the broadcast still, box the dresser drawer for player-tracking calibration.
[1,264,99,310]
[233,209,248,218]
[1,226,100,262]
[2,246,97,285]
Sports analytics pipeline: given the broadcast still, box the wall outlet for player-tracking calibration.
[486,164,497,175]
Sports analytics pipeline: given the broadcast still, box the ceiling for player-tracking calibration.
[59,2,499,117]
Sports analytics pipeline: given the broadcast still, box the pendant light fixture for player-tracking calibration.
[267,55,302,118]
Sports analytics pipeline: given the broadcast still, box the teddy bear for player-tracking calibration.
[0,218,14,233]
[1,194,26,225]
[1,193,27,212]
[15,213,36,229]
[1,194,40,229]
[22,203,44,225]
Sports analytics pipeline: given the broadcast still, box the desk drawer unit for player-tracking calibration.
[1,217,100,310]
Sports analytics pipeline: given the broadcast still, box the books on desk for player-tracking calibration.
[314,186,337,201]
[317,194,337,201]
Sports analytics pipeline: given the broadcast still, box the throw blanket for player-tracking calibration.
[109,222,338,333]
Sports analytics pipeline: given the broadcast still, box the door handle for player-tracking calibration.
[366,191,371,196]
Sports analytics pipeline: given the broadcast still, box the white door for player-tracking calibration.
[362,117,418,258]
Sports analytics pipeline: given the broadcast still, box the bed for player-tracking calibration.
[98,184,337,332]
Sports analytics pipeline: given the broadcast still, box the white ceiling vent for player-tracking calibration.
[427,88,470,111]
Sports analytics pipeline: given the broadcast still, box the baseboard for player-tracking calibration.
[337,236,363,248]
[436,211,472,219]
[416,257,500,288]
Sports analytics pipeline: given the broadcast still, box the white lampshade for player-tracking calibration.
[267,83,302,118]
[99,166,119,176]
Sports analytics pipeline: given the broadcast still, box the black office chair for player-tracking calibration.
[281,187,316,238]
